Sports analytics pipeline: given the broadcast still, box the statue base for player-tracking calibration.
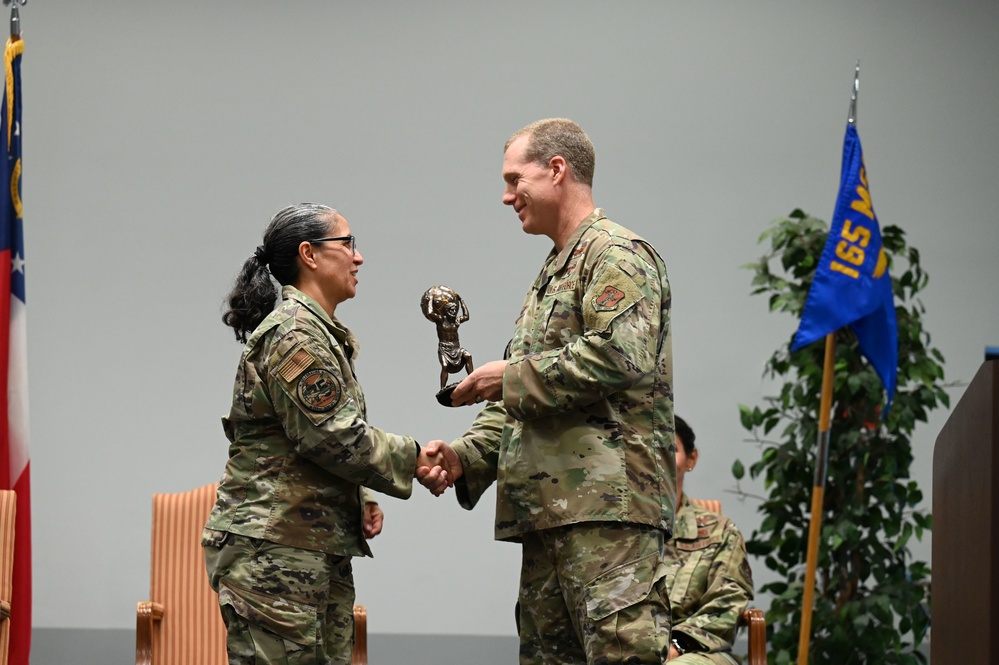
[436,383,460,407]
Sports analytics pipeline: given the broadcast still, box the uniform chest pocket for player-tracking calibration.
[667,540,718,605]
[538,290,583,350]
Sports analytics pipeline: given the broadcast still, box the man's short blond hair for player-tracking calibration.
[505,118,595,187]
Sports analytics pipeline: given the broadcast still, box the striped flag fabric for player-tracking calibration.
[0,34,30,665]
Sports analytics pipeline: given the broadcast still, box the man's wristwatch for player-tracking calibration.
[671,633,699,655]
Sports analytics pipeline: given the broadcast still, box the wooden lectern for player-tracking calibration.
[932,360,998,663]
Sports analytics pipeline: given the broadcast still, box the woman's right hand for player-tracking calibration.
[415,440,464,495]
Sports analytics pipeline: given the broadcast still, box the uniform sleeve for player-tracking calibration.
[450,401,506,510]
[266,329,418,501]
[504,244,666,420]
[673,521,755,652]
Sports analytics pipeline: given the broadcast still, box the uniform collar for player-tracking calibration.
[674,493,700,539]
[281,285,358,351]
[547,208,606,274]
[283,285,335,325]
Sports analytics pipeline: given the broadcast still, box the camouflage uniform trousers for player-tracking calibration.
[203,530,355,665]
[517,522,671,665]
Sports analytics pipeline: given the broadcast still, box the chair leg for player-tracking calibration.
[741,608,767,665]
[351,605,367,665]
[135,601,164,665]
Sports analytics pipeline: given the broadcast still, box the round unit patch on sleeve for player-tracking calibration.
[297,368,342,412]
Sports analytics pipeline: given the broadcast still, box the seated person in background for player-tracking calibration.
[665,416,755,663]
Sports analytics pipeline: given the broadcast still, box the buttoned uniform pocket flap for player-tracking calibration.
[218,580,318,646]
[584,552,667,622]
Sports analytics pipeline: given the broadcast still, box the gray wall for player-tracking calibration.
[22,0,999,651]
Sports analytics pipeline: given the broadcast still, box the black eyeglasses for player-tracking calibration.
[309,235,356,256]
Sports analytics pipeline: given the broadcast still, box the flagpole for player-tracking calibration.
[796,332,836,665]
[847,60,859,125]
[8,3,19,42]
[4,0,24,43]
[795,62,860,665]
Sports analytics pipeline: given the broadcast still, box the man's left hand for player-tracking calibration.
[450,360,507,406]
[362,502,384,538]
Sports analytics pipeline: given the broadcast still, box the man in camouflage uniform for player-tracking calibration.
[447,118,676,664]
[205,207,457,665]
[665,416,753,663]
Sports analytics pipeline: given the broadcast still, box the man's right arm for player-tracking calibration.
[448,401,506,509]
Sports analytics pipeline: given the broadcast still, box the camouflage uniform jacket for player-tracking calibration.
[663,494,754,655]
[203,285,417,557]
[451,210,676,541]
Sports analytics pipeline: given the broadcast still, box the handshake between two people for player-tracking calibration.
[415,441,464,497]
[410,363,507,496]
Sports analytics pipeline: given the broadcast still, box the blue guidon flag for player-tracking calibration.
[0,34,31,665]
[791,123,898,413]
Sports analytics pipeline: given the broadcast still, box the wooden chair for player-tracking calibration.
[689,498,767,665]
[136,482,367,665]
[0,490,15,665]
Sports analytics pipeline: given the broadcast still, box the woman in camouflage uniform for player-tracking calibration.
[663,416,755,663]
[203,203,458,665]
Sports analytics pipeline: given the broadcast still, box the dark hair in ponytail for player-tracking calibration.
[222,203,337,342]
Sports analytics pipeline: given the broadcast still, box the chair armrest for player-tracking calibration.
[740,608,767,665]
[136,601,164,665]
[352,605,367,665]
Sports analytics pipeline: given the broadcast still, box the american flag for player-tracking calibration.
[0,33,30,665]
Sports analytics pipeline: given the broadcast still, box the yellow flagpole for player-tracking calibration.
[796,332,836,665]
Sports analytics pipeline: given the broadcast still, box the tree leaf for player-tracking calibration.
[732,459,745,480]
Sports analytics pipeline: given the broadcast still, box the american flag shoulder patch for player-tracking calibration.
[278,348,315,382]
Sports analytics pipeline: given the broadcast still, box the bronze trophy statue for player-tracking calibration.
[421,285,474,406]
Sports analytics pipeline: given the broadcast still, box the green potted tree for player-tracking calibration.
[733,209,948,664]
